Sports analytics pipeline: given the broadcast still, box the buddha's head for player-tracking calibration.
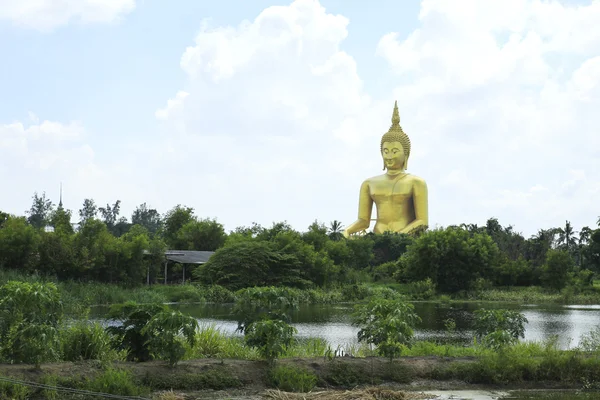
[380,101,411,171]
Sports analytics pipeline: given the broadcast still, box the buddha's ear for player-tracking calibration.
[404,158,409,170]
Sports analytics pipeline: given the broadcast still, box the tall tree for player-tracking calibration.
[557,220,576,253]
[0,211,9,229]
[26,192,54,229]
[99,200,121,231]
[78,199,98,225]
[162,205,195,249]
[328,220,344,241]
[131,203,162,236]
[49,207,74,235]
[177,218,227,251]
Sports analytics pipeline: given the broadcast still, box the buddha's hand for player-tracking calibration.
[342,230,350,239]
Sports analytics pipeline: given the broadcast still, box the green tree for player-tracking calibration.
[328,220,344,241]
[540,249,573,291]
[473,309,527,349]
[233,287,298,365]
[371,232,413,266]
[557,220,576,255]
[142,310,198,367]
[195,241,310,290]
[0,281,63,367]
[49,207,74,235]
[401,227,500,293]
[78,198,98,226]
[0,210,9,228]
[106,302,168,362]
[131,203,162,236]
[26,192,55,229]
[0,216,38,270]
[177,218,226,251]
[37,230,76,279]
[302,221,329,251]
[163,205,195,248]
[352,298,421,361]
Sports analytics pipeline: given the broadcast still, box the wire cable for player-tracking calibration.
[0,375,150,399]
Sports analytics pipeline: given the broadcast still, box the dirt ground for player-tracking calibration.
[0,356,575,399]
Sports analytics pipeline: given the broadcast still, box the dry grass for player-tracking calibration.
[262,387,434,400]
[153,389,187,400]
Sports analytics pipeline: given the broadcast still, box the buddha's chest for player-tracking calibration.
[369,180,413,202]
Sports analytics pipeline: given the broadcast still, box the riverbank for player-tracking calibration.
[1,353,599,400]
[2,269,599,316]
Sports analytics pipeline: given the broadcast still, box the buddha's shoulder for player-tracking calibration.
[363,173,427,185]
[406,174,427,186]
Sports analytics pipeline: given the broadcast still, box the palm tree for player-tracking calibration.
[578,226,593,267]
[557,220,576,252]
[328,220,344,241]
[597,216,600,227]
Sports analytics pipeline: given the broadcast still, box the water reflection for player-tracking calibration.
[91,301,600,350]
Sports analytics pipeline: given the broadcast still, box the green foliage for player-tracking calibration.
[196,241,312,290]
[473,308,528,349]
[26,191,55,229]
[142,309,199,367]
[0,380,30,399]
[163,204,195,249]
[85,367,147,397]
[541,249,574,291]
[352,297,421,361]
[142,366,242,390]
[0,216,38,271]
[401,227,500,293]
[177,218,226,251]
[244,319,297,364]
[60,321,114,362]
[0,281,63,366]
[106,301,168,361]
[579,325,600,352]
[268,365,318,392]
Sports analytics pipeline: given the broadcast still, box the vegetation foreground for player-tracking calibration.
[1,282,600,399]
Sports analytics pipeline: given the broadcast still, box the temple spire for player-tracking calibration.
[391,100,400,126]
[58,182,63,209]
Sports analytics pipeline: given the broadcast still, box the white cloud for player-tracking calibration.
[4,0,599,236]
[150,0,600,236]
[155,91,189,121]
[0,0,135,31]
[374,0,600,234]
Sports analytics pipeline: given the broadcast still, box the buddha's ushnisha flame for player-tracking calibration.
[380,100,411,170]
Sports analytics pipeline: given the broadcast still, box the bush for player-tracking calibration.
[106,301,168,361]
[0,281,63,366]
[61,321,114,361]
[268,365,318,392]
[352,297,421,362]
[85,368,146,397]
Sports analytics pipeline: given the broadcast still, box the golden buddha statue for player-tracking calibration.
[343,101,428,238]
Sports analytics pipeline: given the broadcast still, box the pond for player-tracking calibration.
[92,301,600,350]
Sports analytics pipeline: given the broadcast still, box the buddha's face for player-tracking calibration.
[382,141,406,170]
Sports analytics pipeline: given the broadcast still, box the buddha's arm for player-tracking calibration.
[343,181,373,238]
[401,178,429,235]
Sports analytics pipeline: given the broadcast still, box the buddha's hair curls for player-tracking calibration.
[380,101,411,169]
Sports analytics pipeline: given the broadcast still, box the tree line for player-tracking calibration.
[0,191,599,292]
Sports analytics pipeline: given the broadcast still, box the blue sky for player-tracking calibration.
[1,0,599,236]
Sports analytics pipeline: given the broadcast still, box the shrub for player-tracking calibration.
[245,319,297,365]
[268,365,318,392]
[473,309,528,349]
[142,309,198,367]
[105,301,168,361]
[85,368,146,396]
[0,281,63,367]
[60,321,114,362]
[352,297,421,362]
